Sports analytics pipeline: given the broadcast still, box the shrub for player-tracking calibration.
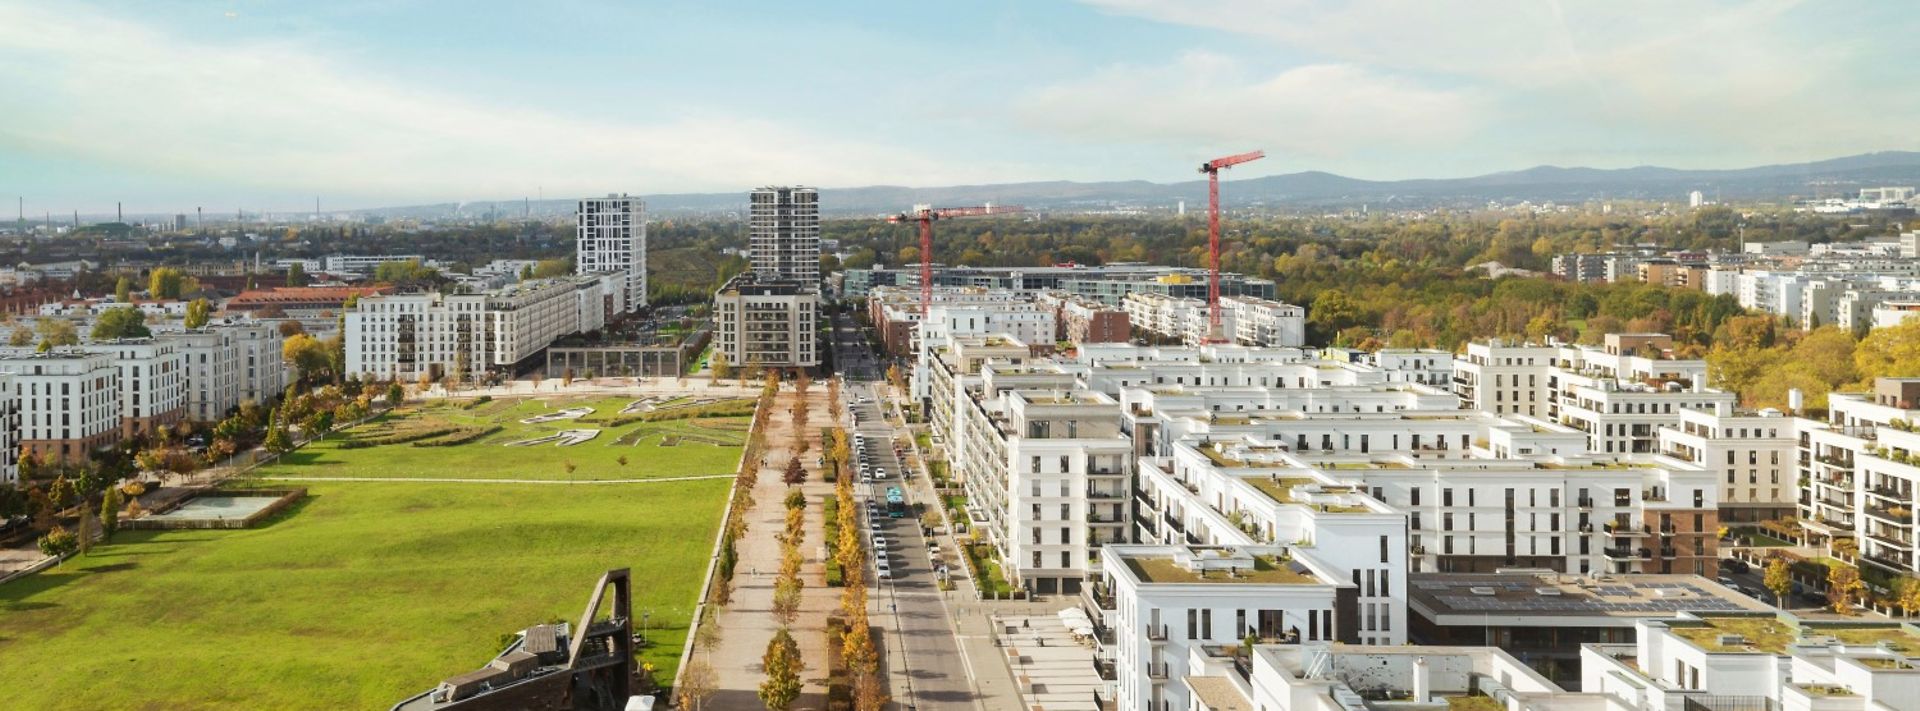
[37,526,78,558]
[411,426,502,447]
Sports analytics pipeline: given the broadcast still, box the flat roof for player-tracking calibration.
[1408,573,1770,626]
[1185,676,1251,711]
[1121,553,1320,585]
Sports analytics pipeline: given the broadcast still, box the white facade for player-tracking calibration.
[1224,295,1307,347]
[0,351,118,463]
[1100,544,1353,711]
[80,338,186,434]
[345,277,612,381]
[575,194,647,311]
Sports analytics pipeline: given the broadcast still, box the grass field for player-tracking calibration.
[0,395,747,710]
[271,396,749,481]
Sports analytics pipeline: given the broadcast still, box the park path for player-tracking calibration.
[255,474,733,485]
[696,384,841,710]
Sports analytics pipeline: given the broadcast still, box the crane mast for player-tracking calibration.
[1198,150,1265,343]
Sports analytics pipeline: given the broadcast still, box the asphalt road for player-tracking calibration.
[837,313,981,711]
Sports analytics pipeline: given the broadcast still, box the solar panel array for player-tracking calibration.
[1417,579,1747,614]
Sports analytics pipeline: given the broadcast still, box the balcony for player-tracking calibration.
[1604,521,1650,537]
[1577,497,1595,509]
[1084,582,1115,611]
[1866,506,1914,524]
[1147,624,1168,641]
[1869,531,1914,549]
[1869,486,1908,501]
[1147,662,1169,680]
[1086,488,1125,500]
[1579,522,1595,533]
[1163,514,1186,535]
[1410,544,1426,555]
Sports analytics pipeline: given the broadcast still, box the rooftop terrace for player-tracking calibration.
[1122,553,1319,585]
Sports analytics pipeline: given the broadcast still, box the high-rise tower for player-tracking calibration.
[749,186,820,283]
[575,194,647,311]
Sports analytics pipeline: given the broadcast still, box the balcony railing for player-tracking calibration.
[1147,624,1168,641]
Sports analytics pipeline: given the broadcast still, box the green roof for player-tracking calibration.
[1122,554,1318,585]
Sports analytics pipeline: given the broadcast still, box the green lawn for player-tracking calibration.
[0,477,729,710]
[270,397,748,481]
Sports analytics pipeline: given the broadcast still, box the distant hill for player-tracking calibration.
[350,151,1920,218]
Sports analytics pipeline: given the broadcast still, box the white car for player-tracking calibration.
[876,562,893,579]
[871,535,890,550]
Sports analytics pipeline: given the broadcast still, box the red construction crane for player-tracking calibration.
[886,204,1026,318]
[1199,149,1265,343]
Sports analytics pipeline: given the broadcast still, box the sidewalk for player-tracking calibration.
[694,386,839,709]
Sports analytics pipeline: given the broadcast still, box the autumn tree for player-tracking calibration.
[148,267,187,299]
[1829,563,1865,614]
[758,628,804,710]
[114,276,131,303]
[90,307,151,340]
[184,298,213,329]
[1764,556,1793,608]
[34,318,78,348]
[283,334,331,382]
[677,659,717,711]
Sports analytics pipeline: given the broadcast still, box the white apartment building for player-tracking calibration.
[323,254,429,275]
[949,383,1133,595]
[1224,295,1307,347]
[1455,335,1732,456]
[168,328,244,422]
[1124,292,1273,346]
[1182,643,1589,711]
[906,299,1056,404]
[231,321,287,407]
[1097,543,1356,711]
[344,291,486,382]
[1583,612,1920,711]
[345,277,612,381]
[1656,406,1797,522]
[749,186,820,283]
[81,338,186,437]
[0,351,118,464]
[575,194,647,311]
[711,273,819,369]
[1794,379,1920,576]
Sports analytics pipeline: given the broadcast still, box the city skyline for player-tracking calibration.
[2,0,1916,213]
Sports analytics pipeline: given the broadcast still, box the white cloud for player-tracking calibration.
[0,2,1015,203]
[1074,0,1920,168]
[1016,52,1481,162]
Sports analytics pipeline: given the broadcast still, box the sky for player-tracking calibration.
[0,0,1914,215]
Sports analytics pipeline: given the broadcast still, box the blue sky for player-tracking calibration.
[1,0,1914,214]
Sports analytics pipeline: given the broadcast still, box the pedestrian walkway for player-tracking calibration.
[692,386,841,710]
